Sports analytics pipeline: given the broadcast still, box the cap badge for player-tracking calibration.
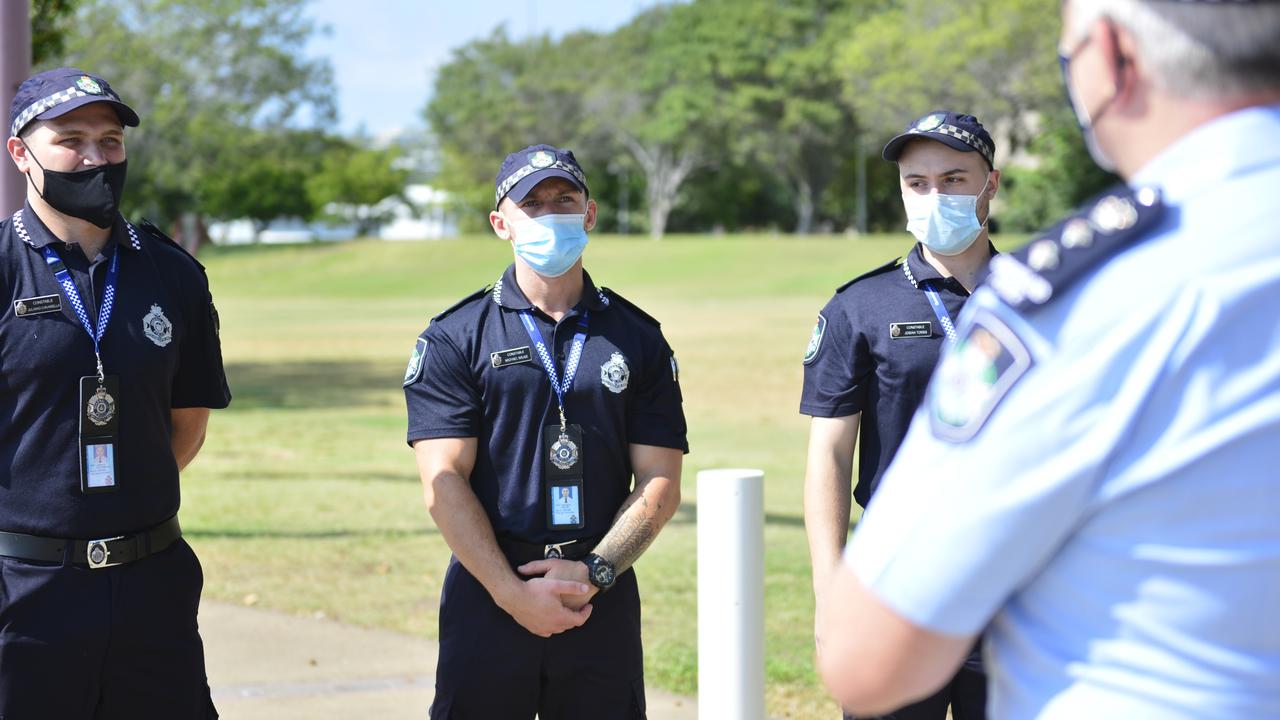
[528,150,556,169]
[916,113,945,132]
[76,76,103,95]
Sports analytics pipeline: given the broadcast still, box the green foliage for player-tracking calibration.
[998,109,1119,232]
[46,0,336,226]
[31,0,76,65]
[307,144,411,235]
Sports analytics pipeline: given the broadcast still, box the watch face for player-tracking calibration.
[592,562,615,587]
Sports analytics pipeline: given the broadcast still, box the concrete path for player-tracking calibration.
[201,601,699,719]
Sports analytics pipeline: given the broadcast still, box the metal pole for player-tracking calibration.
[0,0,31,214]
[697,468,765,720]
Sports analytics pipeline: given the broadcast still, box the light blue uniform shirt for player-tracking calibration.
[846,105,1280,719]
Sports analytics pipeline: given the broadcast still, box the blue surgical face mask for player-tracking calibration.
[901,176,991,256]
[509,212,589,277]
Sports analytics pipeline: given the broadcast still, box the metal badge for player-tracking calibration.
[86,385,116,426]
[890,321,932,339]
[12,294,61,317]
[142,304,173,347]
[550,433,580,470]
[1060,218,1094,249]
[600,352,630,393]
[1027,239,1061,272]
[490,346,534,368]
[1090,196,1138,233]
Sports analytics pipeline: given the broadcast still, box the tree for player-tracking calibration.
[48,0,336,250]
[31,0,77,65]
[307,143,410,237]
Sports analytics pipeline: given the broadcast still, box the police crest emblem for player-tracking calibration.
[528,150,556,169]
[404,338,427,386]
[915,113,945,132]
[86,385,116,426]
[142,304,172,347]
[929,311,1032,443]
[76,76,103,95]
[601,352,629,393]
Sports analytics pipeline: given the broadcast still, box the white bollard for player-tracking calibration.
[697,468,765,720]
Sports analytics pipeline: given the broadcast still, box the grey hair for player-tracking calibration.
[1067,0,1280,99]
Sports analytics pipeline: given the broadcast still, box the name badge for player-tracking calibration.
[890,321,933,339]
[13,294,61,317]
[491,346,533,368]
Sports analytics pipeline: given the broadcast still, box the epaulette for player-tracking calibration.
[836,257,901,293]
[431,286,489,323]
[982,185,1164,312]
[137,218,205,271]
[601,287,661,327]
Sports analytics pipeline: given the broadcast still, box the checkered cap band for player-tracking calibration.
[920,123,994,167]
[10,84,122,138]
[494,160,588,208]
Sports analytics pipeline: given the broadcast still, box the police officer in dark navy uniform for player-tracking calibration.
[801,111,999,720]
[404,144,687,719]
[1,68,230,718]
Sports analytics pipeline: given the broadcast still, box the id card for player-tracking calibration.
[543,424,585,530]
[80,440,117,492]
[79,375,120,494]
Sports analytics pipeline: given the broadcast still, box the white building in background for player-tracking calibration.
[377,184,458,240]
[206,184,457,244]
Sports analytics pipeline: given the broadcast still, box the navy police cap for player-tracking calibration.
[9,67,140,138]
[494,144,589,210]
[882,110,996,170]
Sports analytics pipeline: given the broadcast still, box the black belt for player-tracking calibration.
[0,516,182,569]
[498,534,604,565]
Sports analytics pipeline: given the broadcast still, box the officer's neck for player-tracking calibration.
[27,193,112,260]
[514,260,584,322]
[921,234,993,294]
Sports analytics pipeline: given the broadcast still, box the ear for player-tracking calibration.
[6,136,30,173]
[986,169,1001,198]
[584,198,598,232]
[490,208,513,241]
[1092,19,1135,104]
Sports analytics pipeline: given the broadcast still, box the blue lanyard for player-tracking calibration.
[42,245,119,381]
[518,310,589,429]
[922,282,958,344]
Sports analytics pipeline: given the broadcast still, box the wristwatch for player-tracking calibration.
[581,553,616,591]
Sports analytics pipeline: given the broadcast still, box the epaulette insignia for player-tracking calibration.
[836,257,901,293]
[431,287,489,323]
[984,185,1163,311]
[138,218,204,271]
[601,288,660,327]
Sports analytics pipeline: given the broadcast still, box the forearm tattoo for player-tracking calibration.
[595,496,661,573]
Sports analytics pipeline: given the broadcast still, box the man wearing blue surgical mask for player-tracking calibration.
[801,111,998,720]
[404,144,688,718]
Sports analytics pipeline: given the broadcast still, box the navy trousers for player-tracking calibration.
[431,557,646,720]
[0,539,217,719]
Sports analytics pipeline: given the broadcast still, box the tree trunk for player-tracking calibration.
[619,135,699,241]
[793,177,815,235]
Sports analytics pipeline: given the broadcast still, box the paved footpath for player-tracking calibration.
[201,601,699,720]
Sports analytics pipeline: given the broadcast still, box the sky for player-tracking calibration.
[305,0,669,138]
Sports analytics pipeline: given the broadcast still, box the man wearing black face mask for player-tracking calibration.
[0,68,230,718]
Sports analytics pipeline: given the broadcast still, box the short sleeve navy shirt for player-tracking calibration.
[404,264,688,545]
[800,243,986,508]
[0,204,231,538]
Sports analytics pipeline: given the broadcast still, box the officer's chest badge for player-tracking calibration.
[86,386,116,426]
[601,352,630,394]
[142,304,173,347]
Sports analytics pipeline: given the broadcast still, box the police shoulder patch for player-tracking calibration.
[403,337,428,386]
[983,185,1164,312]
[600,288,660,327]
[431,287,489,323]
[927,309,1032,443]
[803,313,827,364]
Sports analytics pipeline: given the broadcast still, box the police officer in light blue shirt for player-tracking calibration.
[815,1,1280,718]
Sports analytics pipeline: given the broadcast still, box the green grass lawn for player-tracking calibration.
[182,232,1020,719]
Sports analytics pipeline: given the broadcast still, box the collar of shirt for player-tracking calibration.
[902,241,998,291]
[489,262,611,313]
[1130,104,1280,204]
[12,201,143,253]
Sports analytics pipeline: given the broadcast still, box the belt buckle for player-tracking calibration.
[87,536,125,569]
[543,540,577,560]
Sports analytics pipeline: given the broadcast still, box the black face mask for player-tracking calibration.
[24,146,128,229]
